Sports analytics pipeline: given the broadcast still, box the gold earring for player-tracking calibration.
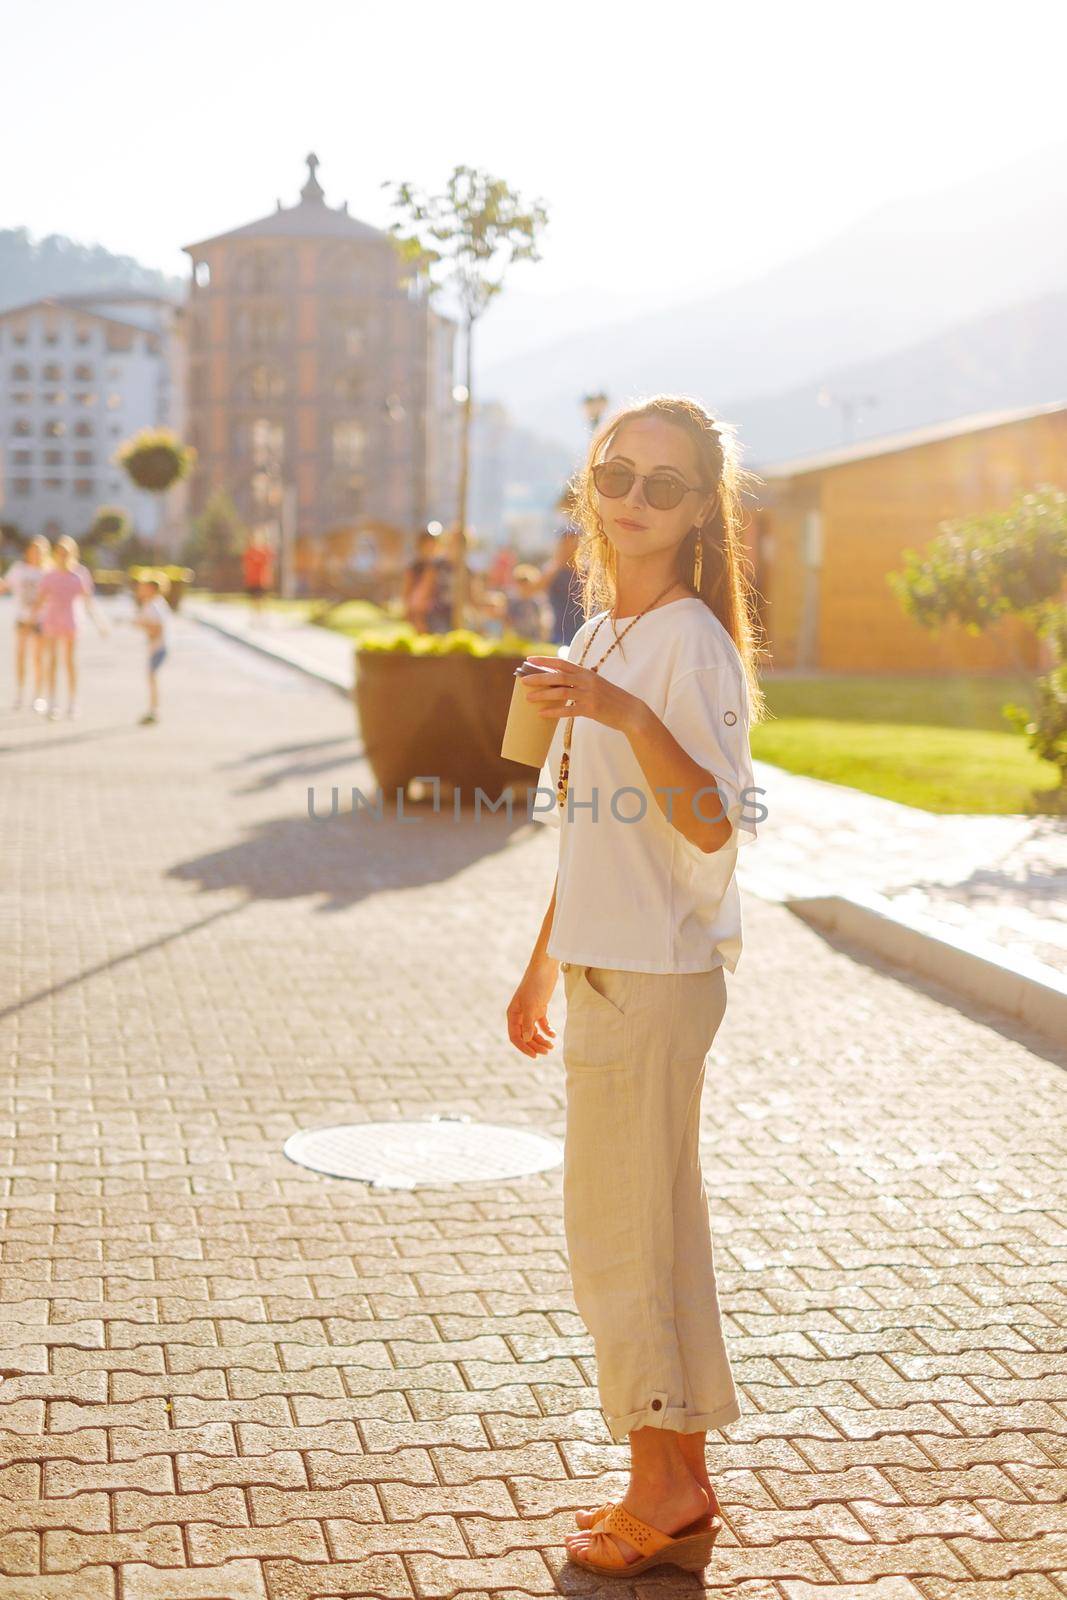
[692,529,703,589]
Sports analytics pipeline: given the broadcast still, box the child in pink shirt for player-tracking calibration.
[33,537,105,719]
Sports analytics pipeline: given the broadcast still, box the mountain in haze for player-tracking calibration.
[0,227,183,310]
[732,291,1067,467]
[480,141,1067,453]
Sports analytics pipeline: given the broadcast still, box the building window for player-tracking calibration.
[44,330,59,346]
[332,420,366,473]
[74,419,93,437]
[250,417,284,467]
[240,249,280,293]
[238,307,287,348]
[106,327,134,353]
[10,363,30,381]
[106,393,121,410]
[12,327,28,346]
[12,479,32,495]
[44,448,63,466]
[75,326,91,346]
[43,391,66,406]
[43,420,66,438]
[76,392,98,407]
[42,362,62,381]
[11,391,31,405]
[73,363,94,383]
[244,364,285,401]
[11,419,31,436]
[74,448,93,466]
[12,449,31,465]
[194,260,211,288]
[44,477,63,490]
[74,479,94,496]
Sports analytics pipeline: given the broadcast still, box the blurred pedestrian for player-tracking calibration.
[426,525,472,634]
[544,524,584,646]
[0,535,50,709]
[401,530,443,634]
[505,564,550,640]
[133,576,171,726]
[33,536,105,720]
[242,536,275,620]
[488,545,518,590]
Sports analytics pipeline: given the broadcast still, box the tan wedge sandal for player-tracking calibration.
[566,1500,721,1576]
[574,1498,714,1534]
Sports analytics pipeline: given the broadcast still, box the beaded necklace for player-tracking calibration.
[557,578,686,813]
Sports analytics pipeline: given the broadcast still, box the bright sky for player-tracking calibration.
[5,0,1065,317]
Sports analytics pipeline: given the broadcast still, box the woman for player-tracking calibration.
[506,395,766,1578]
[0,536,50,709]
[34,536,104,720]
[401,530,442,633]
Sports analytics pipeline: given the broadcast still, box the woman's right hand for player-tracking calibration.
[506,960,559,1059]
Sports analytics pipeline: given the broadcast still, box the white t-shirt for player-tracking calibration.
[4,561,43,620]
[140,595,171,648]
[532,596,763,974]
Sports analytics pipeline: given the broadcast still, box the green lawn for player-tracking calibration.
[754,675,1061,814]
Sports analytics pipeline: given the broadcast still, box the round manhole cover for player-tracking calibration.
[283,1116,563,1190]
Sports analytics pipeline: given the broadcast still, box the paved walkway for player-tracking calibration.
[1,604,1065,1599]
[188,599,1067,976]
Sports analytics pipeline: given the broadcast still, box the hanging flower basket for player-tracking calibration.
[87,506,130,546]
[114,429,196,493]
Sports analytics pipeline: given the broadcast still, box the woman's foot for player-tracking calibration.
[574,1471,719,1529]
[565,1473,710,1564]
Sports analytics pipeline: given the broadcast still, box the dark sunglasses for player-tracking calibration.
[591,460,706,512]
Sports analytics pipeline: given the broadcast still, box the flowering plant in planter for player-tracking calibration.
[355,629,564,803]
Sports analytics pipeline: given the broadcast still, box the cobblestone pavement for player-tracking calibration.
[1,607,1066,1599]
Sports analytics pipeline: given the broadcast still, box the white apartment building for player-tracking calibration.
[0,292,185,544]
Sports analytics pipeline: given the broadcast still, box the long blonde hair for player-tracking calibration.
[568,394,767,722]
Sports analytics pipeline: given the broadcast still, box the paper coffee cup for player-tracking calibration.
[500,662,557,768]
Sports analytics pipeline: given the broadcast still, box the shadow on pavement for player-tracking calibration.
[167,803,539,912]
[0,723,142,755]
[0,902,246,1022]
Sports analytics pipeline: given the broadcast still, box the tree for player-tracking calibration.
[182,489,246,588]
[890,485,1067,793]
[382,165,549,630]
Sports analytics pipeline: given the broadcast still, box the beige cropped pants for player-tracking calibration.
[560,960,741,1444]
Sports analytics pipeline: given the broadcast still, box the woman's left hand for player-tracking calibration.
[521,656,644,735]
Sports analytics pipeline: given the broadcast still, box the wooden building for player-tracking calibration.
[753,401,1065,673]
[182,154,456,570]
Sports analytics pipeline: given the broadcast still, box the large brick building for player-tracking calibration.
[182,154,456,580]
[754,401,1065,673]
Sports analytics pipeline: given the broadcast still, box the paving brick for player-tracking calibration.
[4,612,1066,1600]
[781,1583,924,1600]
[114,1486,249,1530]
[263,1556,413,1599]
[123,1559,269,1599]
[0,1570,116,1598]
[42,1522,185,1569]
